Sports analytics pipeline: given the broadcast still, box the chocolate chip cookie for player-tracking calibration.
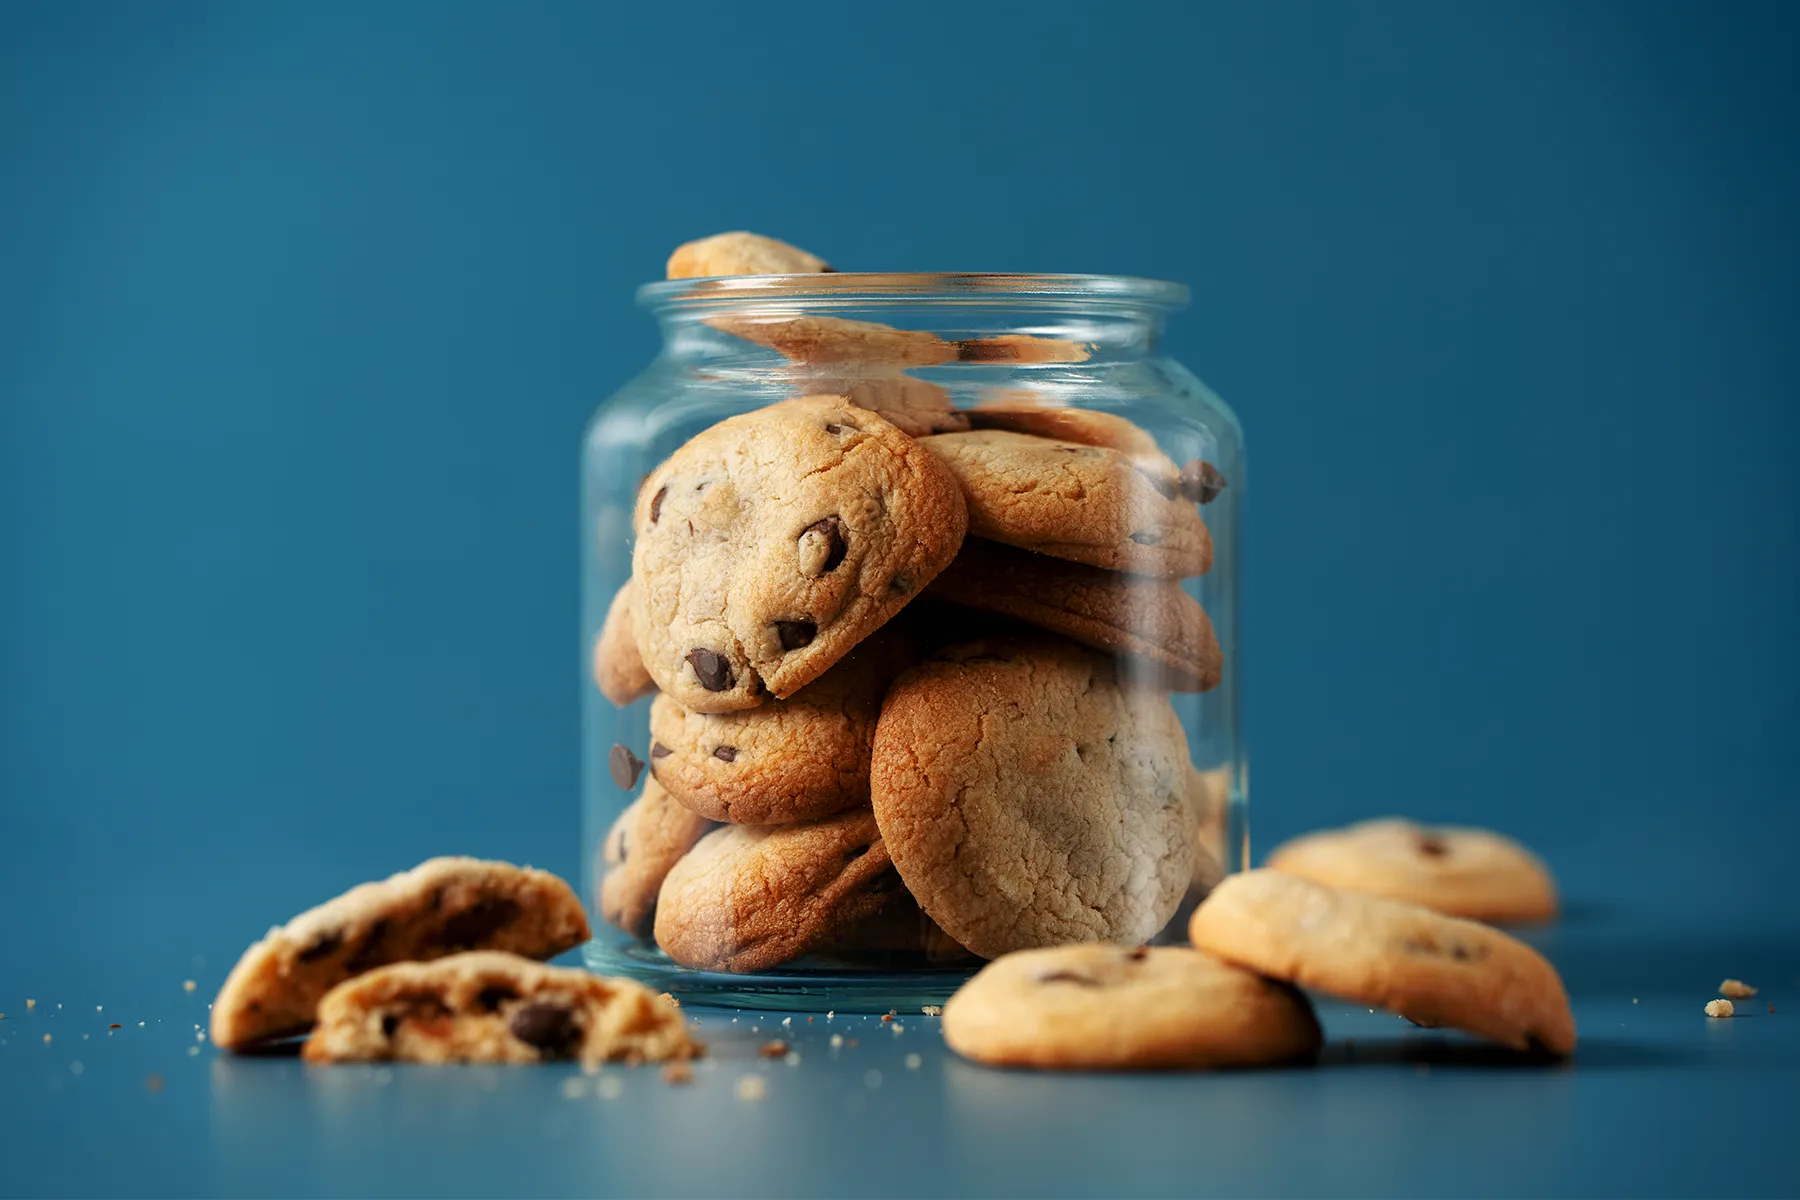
[1265,819,1558,923]
[653,808,907,973]
[926,538,1222,691]
[666,230,831,279]
[647,626,912,825]
[598,777,716,938]
[212,858,590,1049]
[1189,870,1576,1056]
[593,580,655,706]
[871,636,1196,959]
[630,395,966,712]
[920,430,1212,578]
[302,952,697,1065]
[942,944,1321,1069]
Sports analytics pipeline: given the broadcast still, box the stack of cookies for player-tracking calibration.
[592,233,1232,974]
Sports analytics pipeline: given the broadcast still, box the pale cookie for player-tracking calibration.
[1189,870,1576,1056]
[1265,819,1558,923]
[593,580,655,706]
[647,626,912,825]
[666,231,831,279]
[871,636,1196,959]
[920,430,1212,578]
[942,945,1321,1070]
[926,538,1221,691]
[212,858,590,1049]
[301,951,697,1065]
[598,777,716,938]
[630,396,966,712]
[956,334,1093,364]
[710,315,957,368]
[653,808,906,973]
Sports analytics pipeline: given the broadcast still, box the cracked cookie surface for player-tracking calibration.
[870,636,1196,959]
[302,952,696,1065]
[1189,870,1576,1055]
[212,858,590,1049]
[927,538,1222,691]
[598,777,716,938]
[920,429,1211,578]
[942,944,1321,1069]
[630,396,966,712]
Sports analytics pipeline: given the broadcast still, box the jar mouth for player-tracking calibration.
[637,272,1189,313]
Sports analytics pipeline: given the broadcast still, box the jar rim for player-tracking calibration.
[637,272,1189,311]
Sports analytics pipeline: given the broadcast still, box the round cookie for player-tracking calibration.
[630,395,967,712]
[871,636,1196,959]
[647,626,911,825]
[597,777,716,938]
[1265,819,1557,922]
[665,231,831,279]
[926,538,1222,691]
[653,807,907,973]
[1189,870,1576,1056]
[920,429,1212,578]
[709,315,957,368]
[942,945,1321,1070]
[593,580,655,706]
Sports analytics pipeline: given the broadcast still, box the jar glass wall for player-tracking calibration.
[581,274,1245,1010]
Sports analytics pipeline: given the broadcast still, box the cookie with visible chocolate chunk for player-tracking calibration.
[942,944,1321,1070]
[647,626,912,825]
[1265,819,1558,923]
[301,952,697,1065]
[630,396,966,713]
[1189,870,1576,1056]
[920,430,1212,578]
[653,808,907,973]
[598,777,715,938]
[211,859,590,1050]
[871,636,1196,959]
[593,580,655,706]
[665,231,831,279]
[926,538,1221,691]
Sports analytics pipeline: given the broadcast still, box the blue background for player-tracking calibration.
[3,1,1797,1195]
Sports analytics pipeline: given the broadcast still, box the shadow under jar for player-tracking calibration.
[581,272,1245,1011]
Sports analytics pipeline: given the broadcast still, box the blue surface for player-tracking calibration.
[3,0,1798,1194]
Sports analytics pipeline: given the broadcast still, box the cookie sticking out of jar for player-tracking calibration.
[584,232,1242,1000]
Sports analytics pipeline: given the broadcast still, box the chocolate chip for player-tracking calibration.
[1036,971,1102,987]
[475,986,518,1013]
[615,828,629,860]
[1126,946,1149,961]
[797,517,848,576]
[649,486,667,523]
[1128,530,1164,545]
[712,745,737,762]
[508,1002,581,1056]
[297,931,342,962]
[438,898,521,950]
[344,919,392,975]
[428,887,443,911]
[1179,460,1227,504]
[650,742,672,760]
[686,648,735,692]
[608,743,644,790]
[1417,836,1449,858]
[381,1014,400,1039]
[824,423,845,434]
[774,619,816,650]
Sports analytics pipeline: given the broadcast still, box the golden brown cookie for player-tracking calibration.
[301,952,697,1065]
[926,538,1221,691]
[871,636,1196,959]
[966,400,1230,506]
[630,396,967,712]
[920,429,1212,578]
[710,315,957,368]
[598,777,716,938]
[942,945,1321,1070]
[1189,870,1576,1056]
[653,808,907,973]
[647,626,912,825]
[593,580,655,706]
[1265,819,1558,923]
[956,334,1093,364]
[211,859,590,1049]
[665,231,831,278]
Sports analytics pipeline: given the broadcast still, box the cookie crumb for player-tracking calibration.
[42,1034,51,1044]
[829,1034,844,1048]
[921,1005,942,1017]
[187,1046,199,1056]
[881,1011,896,1022]
[661,1062,694,1085]
[735,1075,767,1102]
[759,1040,788,1058]
[1720,979,1757,999]
[96,1006,103,1012]
[1705,999,1734,1018]
[560,1077,589,1100]
[108,1024,121,1030]
[905,1053,922,1070]
[1632,998,1638,1004]
[145,1074,163,1094]
[826,1010,834,1019]
[658,992,680,1009]
[784,1051,801,1066]
[26,999,35,1009]
[182,981,196,993]
[597,1074,624,1100]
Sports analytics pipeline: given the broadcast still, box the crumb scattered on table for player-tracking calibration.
[661,1062,694,1085]
[759,1040,788,1058]
[1720,979,1757,999]
[26,1000,35,1009]
[145,1074,163,1093]
[735,1075,767,1102]
[559,1077,588,1100]
[921,1005,942,1017]
[108,1024,121,1030]
[658,992,680,1009]
[1706,999,1735,1018]
[905,1053,922,1069]
[182,981,196,993]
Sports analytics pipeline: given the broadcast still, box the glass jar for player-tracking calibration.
[581,273,1245,1011]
